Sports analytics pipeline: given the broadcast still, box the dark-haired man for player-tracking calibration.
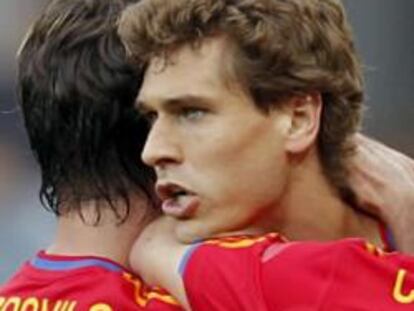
[0,0,181,309]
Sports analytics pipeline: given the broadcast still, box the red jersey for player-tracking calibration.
[0,251,182,311]
[181,234,414,310]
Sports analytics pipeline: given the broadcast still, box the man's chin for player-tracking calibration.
[175,219,272,246]
[174,219,213,244]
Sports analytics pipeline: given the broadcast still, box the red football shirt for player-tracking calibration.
[0,251,182,310]
[181,234,414,310]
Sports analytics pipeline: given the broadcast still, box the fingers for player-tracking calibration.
[353,133,414,178]
[350,138,384,182]
[357,133,413,163]
[348,166,382,215]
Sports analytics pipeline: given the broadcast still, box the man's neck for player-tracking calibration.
[47,198,155,268]
[254,150,383,246]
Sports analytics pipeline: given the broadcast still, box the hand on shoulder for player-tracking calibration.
[349,134,414,253]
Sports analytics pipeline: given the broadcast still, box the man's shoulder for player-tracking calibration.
[0,252,181,310]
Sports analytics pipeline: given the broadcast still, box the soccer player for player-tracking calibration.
[118,0,414,309]
[127,136,414,310]
[0,0,181,309]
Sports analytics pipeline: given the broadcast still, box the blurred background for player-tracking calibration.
[0,0,413,283]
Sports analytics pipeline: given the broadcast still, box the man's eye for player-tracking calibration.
[180,107,207,121]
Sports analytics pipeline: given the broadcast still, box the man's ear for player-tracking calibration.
[283,93,322,154]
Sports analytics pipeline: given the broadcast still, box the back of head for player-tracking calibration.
[18,0,155,222]
[119,0,364,200]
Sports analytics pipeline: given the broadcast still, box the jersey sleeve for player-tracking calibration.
[179,234,285,311]
[181,235,413,311]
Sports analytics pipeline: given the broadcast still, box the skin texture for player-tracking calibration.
[139,36,296,242]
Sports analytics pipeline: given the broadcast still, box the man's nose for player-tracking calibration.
[141,117,182,169]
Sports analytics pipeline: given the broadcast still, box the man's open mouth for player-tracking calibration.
[156,182,199,219]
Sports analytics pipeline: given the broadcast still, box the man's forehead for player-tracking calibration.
[139,36,244,105]
[145,39,228,77]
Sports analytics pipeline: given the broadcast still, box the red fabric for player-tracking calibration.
[0,251,182,310]
[183,234,414,310]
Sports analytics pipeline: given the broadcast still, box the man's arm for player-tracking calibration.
[350,134,414,252]
[130,217,191,310]
[131,224,388,311]
[130,217,276,311]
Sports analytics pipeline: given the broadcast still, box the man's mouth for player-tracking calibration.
[156,182,200,219]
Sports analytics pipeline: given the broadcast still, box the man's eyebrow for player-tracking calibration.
[136,95,212,112]
[165,95,212,107]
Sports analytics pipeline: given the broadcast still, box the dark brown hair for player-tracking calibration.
[18,0,156,222]
[119,0,364,199]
